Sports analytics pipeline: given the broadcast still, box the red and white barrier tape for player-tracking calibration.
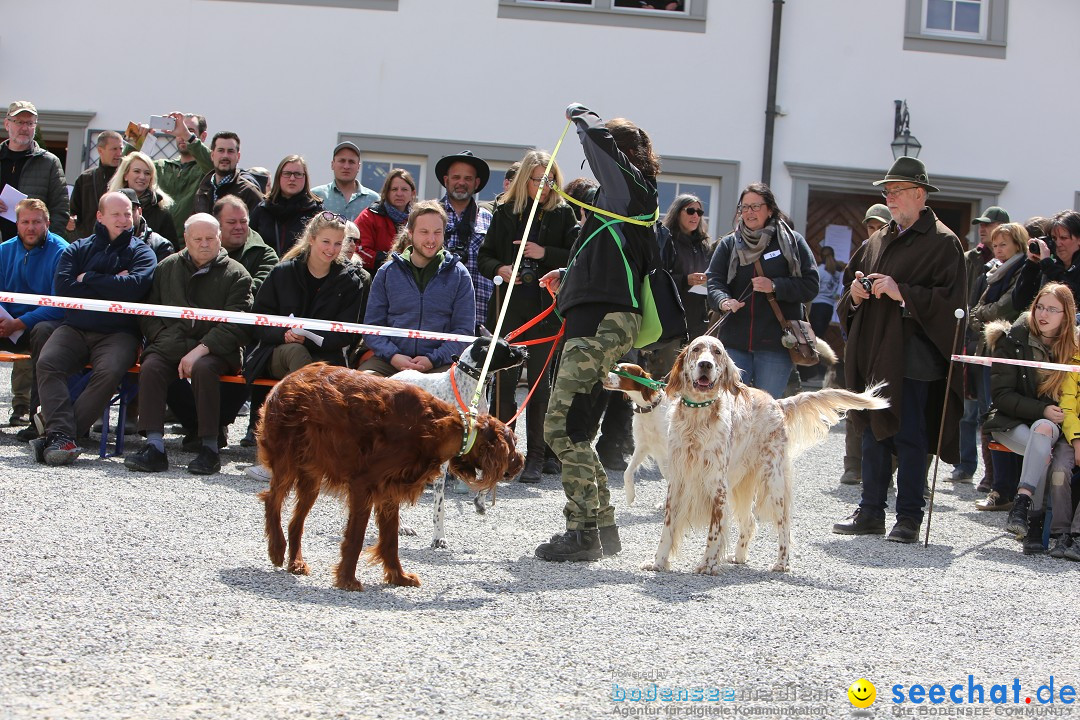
[952,354,1080,373]
[0,291,477,344]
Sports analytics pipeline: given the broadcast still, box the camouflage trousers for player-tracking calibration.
[544,311,640,530]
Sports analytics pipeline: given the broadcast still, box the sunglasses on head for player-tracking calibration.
[684,207,704,216]
[319,211,347,223]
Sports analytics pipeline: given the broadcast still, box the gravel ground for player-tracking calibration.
[1,365,1077,720]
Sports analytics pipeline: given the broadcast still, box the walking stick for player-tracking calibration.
[924,308,966,548]
[493,277,504,422]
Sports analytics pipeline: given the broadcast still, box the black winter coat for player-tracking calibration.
[249,194,323,257]
[244,258,368,380]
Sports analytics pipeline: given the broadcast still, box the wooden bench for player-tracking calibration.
[0,352,279,457]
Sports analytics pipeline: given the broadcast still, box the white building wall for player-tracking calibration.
[3,0,1077,225]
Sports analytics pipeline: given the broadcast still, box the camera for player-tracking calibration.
[1029,240,1040,255]
[519,258,539,284]
[858,277,873,294]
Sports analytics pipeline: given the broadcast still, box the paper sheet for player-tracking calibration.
[0,303,25,344]
[822,224,853,264]
[289,314,324,347]
[0,185,28,224]
[688,285,708,295]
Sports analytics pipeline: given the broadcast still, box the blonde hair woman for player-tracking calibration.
[108,152,177,242]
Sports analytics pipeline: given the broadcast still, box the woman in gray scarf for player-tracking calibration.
[705,182,818,398]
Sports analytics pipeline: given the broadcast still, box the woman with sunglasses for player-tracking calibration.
[249,155,324,256]
[354,168,417,272]
[981,283,1079,554]
[478,150,578,483]
[648,194,713,377]
[705,182,818,398]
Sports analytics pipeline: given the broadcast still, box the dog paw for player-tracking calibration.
[626,488,636,506]
[268,550,285,567]
[335,577,364,592]
[641,561,670,572]
[387,571,421,587]
[430,537,449,550]
[770,561,790,573]
[398,524,418,537]
[472,495,487,515]
[731,553,748,565]
[287,558,310,575]
[693,561,722,575]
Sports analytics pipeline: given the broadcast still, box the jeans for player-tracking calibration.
[958,398,979,475]
[860,378,931,523]
[726,348,793,399]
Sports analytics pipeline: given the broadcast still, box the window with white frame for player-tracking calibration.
[904,0,1007,59]
[359,155,425,198]
[476,162,514,206]
[922,0,985,39]
[656,175,721,234]
[498,0,706,33]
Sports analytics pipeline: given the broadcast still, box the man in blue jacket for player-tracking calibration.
[31,191,157,466]
[357,200,474,376]
[0,198,67,427]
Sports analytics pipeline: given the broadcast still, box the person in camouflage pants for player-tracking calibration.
[534,103,660,563]
[545,312,640,531]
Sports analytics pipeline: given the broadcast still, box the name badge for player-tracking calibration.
[763,249,781,260]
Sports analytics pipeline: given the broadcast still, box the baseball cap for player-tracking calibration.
[6,101,37,118]
[972,206,1010,225]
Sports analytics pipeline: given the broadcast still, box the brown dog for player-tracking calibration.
[257,364,523,590]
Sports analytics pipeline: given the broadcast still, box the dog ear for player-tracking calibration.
[717,341,744,395]
[666,344,689,397]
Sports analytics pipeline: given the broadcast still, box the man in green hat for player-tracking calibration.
[956,205,1011,486]
[832,157,967,543]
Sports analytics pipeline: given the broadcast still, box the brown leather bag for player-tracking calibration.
[755,260,820,367]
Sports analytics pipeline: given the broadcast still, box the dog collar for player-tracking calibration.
[680,396,716,408]
[633,396,664,414]
[455,359,483,381]
[457,410,478,456]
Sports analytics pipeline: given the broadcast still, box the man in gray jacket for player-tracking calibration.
[0,101,70,241]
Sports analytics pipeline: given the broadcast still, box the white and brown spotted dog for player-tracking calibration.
[602,363,671,506]
[644,335,887,574]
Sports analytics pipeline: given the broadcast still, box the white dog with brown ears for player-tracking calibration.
[643,335,887,574]
[602,363,671,507]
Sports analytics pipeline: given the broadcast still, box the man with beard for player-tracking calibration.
[436,151,493,331]
[124,111,212,228]
[192,132,263,215]
[69,131,125,240]
[832,157,966,544]
[30,192,157,466]
[0,102,69,241]
[0,199,66,429]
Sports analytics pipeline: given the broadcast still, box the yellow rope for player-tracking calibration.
[468,118,574,413]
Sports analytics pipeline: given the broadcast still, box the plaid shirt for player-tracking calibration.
[441,196,492,329]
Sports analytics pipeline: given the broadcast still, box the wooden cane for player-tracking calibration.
[924,308,966,547]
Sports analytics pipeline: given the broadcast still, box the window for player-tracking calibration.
[476,162,514,206]
[657,176,719,231]
[923,0,985,38]
[904,0,1007,59]
[359,155,424,197]
[498,0,706,33]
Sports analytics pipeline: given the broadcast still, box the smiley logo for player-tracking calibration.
[848,678,876,708]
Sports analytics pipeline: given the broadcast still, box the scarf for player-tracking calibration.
[983,251,1024,287]
[444,197,478,260]
[384,201,409,228]
[727,217,801,284]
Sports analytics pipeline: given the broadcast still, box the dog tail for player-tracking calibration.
[778,382,888,458]
[815,337,838,366]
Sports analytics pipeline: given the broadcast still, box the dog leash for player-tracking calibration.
[503,300,566,426]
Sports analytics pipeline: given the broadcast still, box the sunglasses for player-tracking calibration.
[319,211,347,223]
[684,207,704,216]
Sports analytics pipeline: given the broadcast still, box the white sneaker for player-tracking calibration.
[245,464,272,482]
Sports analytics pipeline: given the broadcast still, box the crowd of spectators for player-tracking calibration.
[1,98,1078,560]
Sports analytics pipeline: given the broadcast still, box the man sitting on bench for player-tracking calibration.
[31,192,157,466]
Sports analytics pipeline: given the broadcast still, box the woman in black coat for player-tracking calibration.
[245,211,369,382]
[249,154,324,256]
[478,150,578,483]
